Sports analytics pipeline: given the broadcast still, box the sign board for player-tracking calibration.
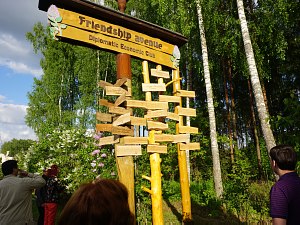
[46,5,182,69]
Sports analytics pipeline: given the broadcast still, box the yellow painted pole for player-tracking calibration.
[142,61,164,225]
[172,68,193,222]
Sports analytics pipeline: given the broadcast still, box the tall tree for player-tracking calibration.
[236,0,276,152]
[196,0,223,198]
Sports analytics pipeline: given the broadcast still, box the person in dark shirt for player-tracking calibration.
[269,145,300,225]
[35,169,49,225]
[44,165,64,225]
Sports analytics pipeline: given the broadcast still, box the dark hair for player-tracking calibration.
[1,160,18,176]
[270,145,297,170]
[58,179,135,225]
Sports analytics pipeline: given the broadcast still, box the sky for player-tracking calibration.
[0,0,47,145]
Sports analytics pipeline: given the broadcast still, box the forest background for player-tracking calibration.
[1,0,299,224]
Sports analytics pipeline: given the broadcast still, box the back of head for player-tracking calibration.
[1,160,18,176]
[270,145,297,170]
[58,179,135,225]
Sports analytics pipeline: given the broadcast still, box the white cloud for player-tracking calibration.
[0,103,37,143]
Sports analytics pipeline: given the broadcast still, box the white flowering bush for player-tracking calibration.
[15,128,117,193]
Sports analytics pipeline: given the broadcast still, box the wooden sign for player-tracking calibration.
[126,100,168,110]
[96,112,112,122]
[99,99,114,108]
[179,126,198,134]
[109,106,132,115]
[179,143,200,151]
[166,112,180,121]
[177,90,196,98]
[105,86,130,96]
[147,121,168,130]
[145,110,168,119]
[142,83,166,92]
[172,134,190,143]
[177,106,196,117]
[114,93,127,107]
[98,135,119,146]
[115,144,142,156]
[112,126,134,136]
[96,124,112,132]
[98,80,113,88]
[147,145,168,154]
[130,116,147,126]
[122,137,148,145]
[151,69,170,79]
[112,113,131,126]
[159,95,181,103]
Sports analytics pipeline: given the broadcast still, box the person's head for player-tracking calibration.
[50,164,59,177]
[270,145,297,171]
[58,179,135,225]
[1,160,18,176]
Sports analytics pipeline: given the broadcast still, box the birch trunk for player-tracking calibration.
[196,0,223,198]
[236,0,276,152]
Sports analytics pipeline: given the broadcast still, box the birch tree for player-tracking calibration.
[196,0,223,198]
[236,0,276,152]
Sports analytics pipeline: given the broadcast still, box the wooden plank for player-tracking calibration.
[114,78,128,87]
[96,112,112,122]
[130,116,147,126]
[179,142,200,151]
[177,90,195,98]
[112,113,131,126]
[154,134,174,142]
[179,126,198,134]
[177,106,196,117]
[99,99,114,108]
[159,95,181,103]
[109,106,132,115]
[122,137,148,145]
[145,110,168,119]
[98,135,119,146]
[115,144,142,156]
[142,83,166,92]
[147,121,168,130]
[147,145,167,153]
[98,80,113,88]
[105,86,130,96]
[114,93,127,107]
[166,112,180,121]
[96,124,112,132]
[150,69,170,79]
[172,134,190,143]
[112,126,134,136]
[126,100,168,110]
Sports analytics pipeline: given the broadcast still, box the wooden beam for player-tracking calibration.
[115,144,142,156]
[147,121,168,130]
[179,142,200,151]
[98,135,120,146]
[147,145,167,153]
[150,69,170,79]
[96,112,112,122]
[142,83,166,92]
[114,93,127,107]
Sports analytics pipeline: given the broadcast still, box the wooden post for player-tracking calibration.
[143,61,164,225]
[173,68,193,223]
[115,0,135,217]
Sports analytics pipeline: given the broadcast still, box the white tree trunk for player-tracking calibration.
[196,0,223,198]
[236,0,276,152]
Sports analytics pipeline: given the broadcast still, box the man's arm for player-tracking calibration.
[272,218,287,225]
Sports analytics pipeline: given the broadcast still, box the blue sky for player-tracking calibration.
[0,0,46,144]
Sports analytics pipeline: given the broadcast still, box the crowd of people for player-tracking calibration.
[0,144,299,225]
